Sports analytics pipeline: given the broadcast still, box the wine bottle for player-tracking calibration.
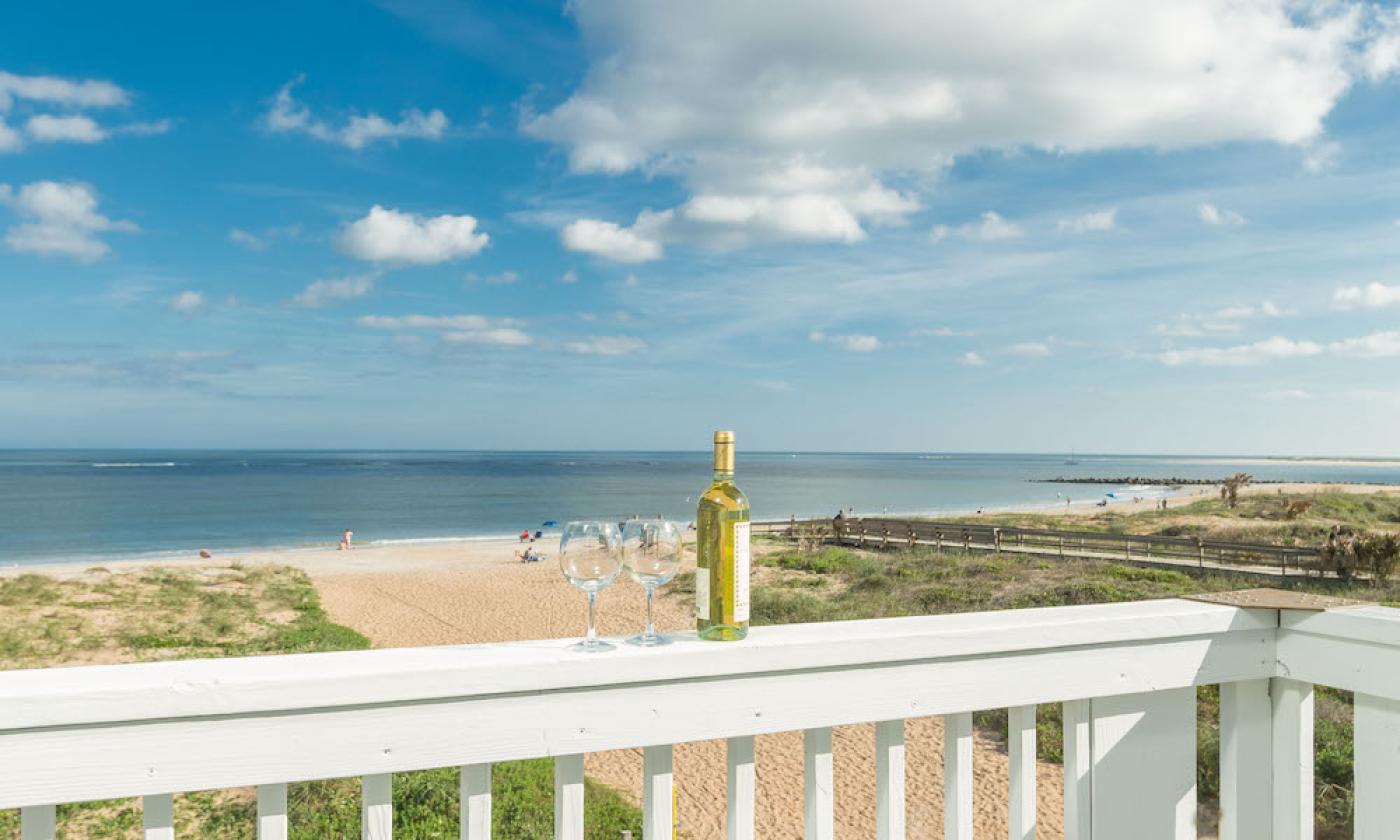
[696,430,750,641]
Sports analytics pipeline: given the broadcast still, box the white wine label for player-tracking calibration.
[695,567,710,620]
[733,521,750,622]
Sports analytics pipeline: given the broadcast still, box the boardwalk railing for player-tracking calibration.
[3,596,1399,838]
[754,517,1323,577]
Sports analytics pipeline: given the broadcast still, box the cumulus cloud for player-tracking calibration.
[1198,202,1247,226]
[292,273,377,308]
[910,326,974,337]
[1329,330,1400,358]
[1157,331,1400,365]
[167,291,207,315]
[1057,208,1118,233]
[930,211,1022,243]
[0,71,171,153]
[1155,300,1285,336]
[339,205,489,264]
[809,331,879,352]
[1007,341,1053,357]
[958,351,986,367]
[526,1,1392,253]
[563,335,647,356]
[0,180,136,262]
[264,77,449,150]
[24,114,106,143]
[560,214,666,263]
[357,313,533,348]
[1334,282,1400,310]
[0,70,128,110]
[560,269,579,284]
[465,270,519,285]
[442,328,533,347]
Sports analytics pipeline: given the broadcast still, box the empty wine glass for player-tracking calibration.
[621,519,683,646]
[559,521,622,652]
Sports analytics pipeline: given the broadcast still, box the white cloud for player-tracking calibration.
[753,379,794,393]
[339,205,489,264]
[229,228,266,251]
[1329,330,1400,358]
[0,180,136,262]
[526,1,1389,252]
[358,314,506,330]
[1155,300,1286,336]
[1334,282,1400,310]
[1007,341,1053,357]
[563,335,647,356]
[910,326,974,337]
[465,270,518,285]
[167,291,206,315]
[292,273,377,308]
[1198,202,1247,226]
[0,119,21,153]
[264,77,448,150]
[809,330,879,352]
[930,211,1021,243]
[0,71,128,110]
[958,351,986,367]
[1265,388,1313,400]
[1057,208,1117,233]
[1302,140,1341,174]
[560,214,665,263]
[1159,336,1324,366]
[24,114,105,143]
[560,269,579,284]
[443,328,534,347]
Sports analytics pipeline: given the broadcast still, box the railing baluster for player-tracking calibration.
[875,719,905,840]
[1219,680,1271,840]
[643,745,673,840]
[1355,692,1400,838]
[1007,705,1036,840]
[1270,679,1313,840]
[727,736,755,840]
[803,727,833,840]
[143,793,174,840]
[943,713,972,840]
[461,763,491,840]
[257,783,288,840]
[554,754,585,840]
[20,805,55,840]
[362,774,392,840]
[1062,700,1091,840]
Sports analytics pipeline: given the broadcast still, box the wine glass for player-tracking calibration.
[559,521,622,652]
[621,519,683,646]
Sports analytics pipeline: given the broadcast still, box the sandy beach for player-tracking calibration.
[8,480,1397,837]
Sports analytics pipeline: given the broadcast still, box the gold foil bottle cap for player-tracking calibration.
[713,430,735,473]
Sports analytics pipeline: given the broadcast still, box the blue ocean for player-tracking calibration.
[1,450,1399,564]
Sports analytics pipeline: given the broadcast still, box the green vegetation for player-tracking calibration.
[742,543,1380,839]
[0,566,641,839]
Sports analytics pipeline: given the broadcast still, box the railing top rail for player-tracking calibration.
[0,598,1273,732]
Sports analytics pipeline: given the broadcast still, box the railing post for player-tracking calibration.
[875,719,905,840]
[1008,705,1036,840]
[1062,700,1091,840]
[20,805,55,840]
[804,727,833,840]
[1270,679,1314,840]
[1219,680,1271,840]
[1355,693,1400,837]
[461,763,491,840]
[362,774,392,840]
[944,712,973,840]
[258,783,289,840]
[643,745,674,840]
[144,794,174,840]
[727,736,755,840]
[555,755,585,840]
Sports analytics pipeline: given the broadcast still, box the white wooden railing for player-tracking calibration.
[1,597,1397,839]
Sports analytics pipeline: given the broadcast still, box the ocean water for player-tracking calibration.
[1,450,1399,564]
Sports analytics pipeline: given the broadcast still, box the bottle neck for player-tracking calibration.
[712,469,734,483]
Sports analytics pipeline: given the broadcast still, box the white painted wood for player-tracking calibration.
[1354,692,1400,838]
[143,793,174,840]
[362,774,392,840]
[803,727,833,840]
[461,763,491,840]
[726,736,755,840]
[943,712,972,840]
[1061,699,1091,840]
[19,805,55,840]
[0,599,1275,732]
[875,719,905,840]
[0,630,1274,809]
[554,754,584,840]
[1007,704,1036,840]
[643,744,673,840]
[257,783,288,840]
[1219,680,1271,840]
[1270,678,1314,840]
[1277,627,1400,700]
[1089,688,1195,840]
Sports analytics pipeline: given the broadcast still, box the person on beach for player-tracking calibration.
[339,529,353,551]
[519,529,530,543]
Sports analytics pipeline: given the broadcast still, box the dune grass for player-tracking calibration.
[0,565,641,839]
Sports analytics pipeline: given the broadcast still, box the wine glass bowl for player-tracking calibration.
[559,521,622,652]
[621,519,683,646]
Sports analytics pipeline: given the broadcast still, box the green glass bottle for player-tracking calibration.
[696,430,750,641]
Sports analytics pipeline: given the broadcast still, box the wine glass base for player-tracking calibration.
[626,632,672,647]
[569,638,616,653]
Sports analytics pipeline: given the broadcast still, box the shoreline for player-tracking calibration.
[6,480,1397,578]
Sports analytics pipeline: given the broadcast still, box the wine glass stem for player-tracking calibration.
[586,590,598,643]
[645,586,656,637]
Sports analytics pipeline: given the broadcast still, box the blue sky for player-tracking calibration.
[4,0,1400,455]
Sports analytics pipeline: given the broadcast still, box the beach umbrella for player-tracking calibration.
[542,520,559,527]
[1105,492,1119,499]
